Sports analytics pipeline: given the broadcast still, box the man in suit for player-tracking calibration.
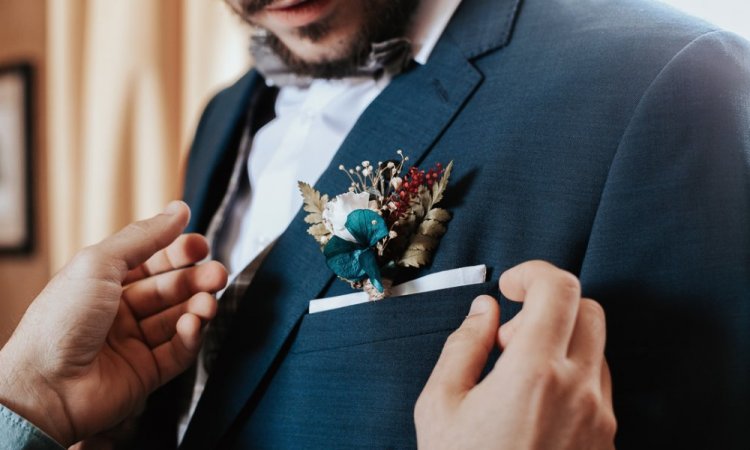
[138,0,750,448]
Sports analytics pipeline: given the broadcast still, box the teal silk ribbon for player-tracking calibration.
[323,209,389,292]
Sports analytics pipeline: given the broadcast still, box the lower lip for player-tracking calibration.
[265,0,334,27]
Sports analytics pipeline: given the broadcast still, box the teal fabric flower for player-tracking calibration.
[323,209,389,292]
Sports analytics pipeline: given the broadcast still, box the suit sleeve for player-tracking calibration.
[0,404,64,450]
[579,30,750,448]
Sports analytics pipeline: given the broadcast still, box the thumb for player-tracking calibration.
[89,201,191,280]
[422,296,500,402]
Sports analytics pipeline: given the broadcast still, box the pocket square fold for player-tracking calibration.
[309,264,487,314]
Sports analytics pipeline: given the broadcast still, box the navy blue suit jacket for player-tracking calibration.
[138,0,750,448]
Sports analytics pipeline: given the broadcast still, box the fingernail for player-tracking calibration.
[163,200,182,215]
[469,296,489,316]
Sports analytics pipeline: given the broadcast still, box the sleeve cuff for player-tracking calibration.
[0,403,65,450]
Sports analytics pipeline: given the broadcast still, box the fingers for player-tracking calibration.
[152,313,203,384]
[123,261,227,319]
[92,201,191,279]
[567,299,607,371]
[138,292,217,347]
[422,296,499,402]
[497,311,522,349]
[124,233,209,285]
[499,260,581,357]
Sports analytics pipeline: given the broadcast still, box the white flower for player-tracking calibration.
[390,176,403,190]
[322,192,370,243]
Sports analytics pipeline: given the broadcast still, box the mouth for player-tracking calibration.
[264,0,333,27]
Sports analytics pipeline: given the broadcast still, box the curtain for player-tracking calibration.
[46,0,251,270]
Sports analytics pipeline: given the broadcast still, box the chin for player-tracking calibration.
[287,32,358,64]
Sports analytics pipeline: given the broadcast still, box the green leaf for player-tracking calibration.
[431,161,453,206]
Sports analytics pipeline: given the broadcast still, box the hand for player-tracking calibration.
[415,260,616,450]
[0,201,228,447]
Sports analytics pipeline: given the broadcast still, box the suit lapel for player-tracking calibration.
[181,0,521,447]
[183,71,263,234]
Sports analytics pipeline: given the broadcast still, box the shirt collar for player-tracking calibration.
[407,0,464,65]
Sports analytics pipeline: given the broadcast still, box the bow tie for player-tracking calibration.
[250,30,413,88]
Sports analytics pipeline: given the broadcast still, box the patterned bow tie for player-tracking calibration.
[250,30,413,88]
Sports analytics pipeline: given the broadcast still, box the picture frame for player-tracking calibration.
[0,63,33,254]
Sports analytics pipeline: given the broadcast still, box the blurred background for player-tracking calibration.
[0,0,251,342]
[0,0,747,344]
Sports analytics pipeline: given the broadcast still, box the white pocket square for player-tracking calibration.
[309,264,487,314]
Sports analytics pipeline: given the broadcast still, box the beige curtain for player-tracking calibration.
[47,0,252,270]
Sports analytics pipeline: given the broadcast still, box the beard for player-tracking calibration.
[231,0,420,79]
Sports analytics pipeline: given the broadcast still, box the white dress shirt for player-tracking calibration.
[178,0,463,441]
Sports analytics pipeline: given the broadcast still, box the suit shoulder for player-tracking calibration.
[534,0,716,41]
[511,0,728,68]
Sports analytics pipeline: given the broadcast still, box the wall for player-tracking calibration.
[0,0,49,344]
[659,0,750,39]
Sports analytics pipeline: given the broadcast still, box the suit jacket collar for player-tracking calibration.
[180,0,521,447]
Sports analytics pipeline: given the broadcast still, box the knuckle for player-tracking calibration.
[525,259,555,271]
[598,410,617,439]
[72,246,101,267]
[443,321,491,356]
[125,220,153,240]
[444,327,474,349]
[600,412,618,438]
[580,300,607,338]
[68,246,107,277]
[533,360,566,390]
[553,271,581,301]
[581,299,606,322]
[577,387,600,414]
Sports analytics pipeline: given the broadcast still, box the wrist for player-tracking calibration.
[0,343,75,446]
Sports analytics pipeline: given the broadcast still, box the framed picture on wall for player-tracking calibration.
[0,63,33,254]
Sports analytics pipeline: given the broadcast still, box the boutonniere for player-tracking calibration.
[299,151,453,300]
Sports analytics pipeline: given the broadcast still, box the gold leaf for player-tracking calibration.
[398,249,431,268]
[307,223,329,237]
[403,234,438,252]
[304,213,322,224]
[299,181,327,216]
[424,208,451,223]
[418,220,447,237]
